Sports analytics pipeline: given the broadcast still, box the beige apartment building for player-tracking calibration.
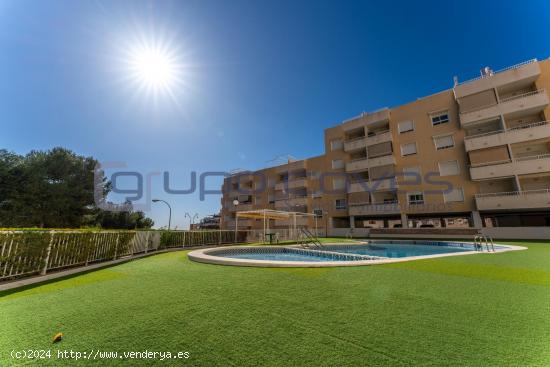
[220,58,550,237]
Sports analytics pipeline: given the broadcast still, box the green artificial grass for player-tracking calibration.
[1,240,550,366]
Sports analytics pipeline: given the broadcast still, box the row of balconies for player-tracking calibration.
[459,89,549,126]
[475,189,550,211]
[464,120,550,151]
[470,153,550,180]
[225,191,550,219]
[454,59,540,98]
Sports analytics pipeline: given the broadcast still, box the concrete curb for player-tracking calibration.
[188,242,527,268]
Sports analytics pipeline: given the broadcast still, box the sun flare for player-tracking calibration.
[121,35,188,101]
[130,47,177,89]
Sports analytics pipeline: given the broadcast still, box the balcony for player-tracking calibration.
[274,178,308,190]
[345,154,395,172]
[347,178,398,193]
[475,189,550,210]
[342,108,390,132]
[368,154,396,168]
[275,160,306,173]
[349,201,400,216]
[344,136,366,152]
[274,196,308,209]
[464,121,550,151]
[454,59,540,98]
[345,158,369,172]
[470,154,550,180]
[365,130,392,146]
[460,89,549,126]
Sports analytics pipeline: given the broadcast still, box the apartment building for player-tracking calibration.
[220,58,550,235]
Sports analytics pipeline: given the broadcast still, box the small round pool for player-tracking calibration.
[188,240,524,268]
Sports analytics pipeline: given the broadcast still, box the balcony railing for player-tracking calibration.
[461,89,546,115]
[508,120,548,131]
[457,59,537,86]
[465,120,549,139]
[470,153,550,168]
[475,188,550,198]
[348,200,400,215]
[345,135,366,143]
[475,188,550,210]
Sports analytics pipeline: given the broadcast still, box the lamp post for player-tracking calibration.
[185,212,199,229]
[152,199,172,230]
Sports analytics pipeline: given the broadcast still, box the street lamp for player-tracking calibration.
[152,199,172,230]
[185,212,199,229]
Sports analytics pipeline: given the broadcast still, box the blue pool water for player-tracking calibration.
[323,243,472,258]
[215,241,477,262]
[229,252,333,262]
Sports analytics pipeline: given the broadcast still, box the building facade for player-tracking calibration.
[220,58,550,236]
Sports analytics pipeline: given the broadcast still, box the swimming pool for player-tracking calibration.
[187,240,523,268]
[322,242,476,258]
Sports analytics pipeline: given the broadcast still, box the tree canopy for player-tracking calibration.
[0,147,154,229]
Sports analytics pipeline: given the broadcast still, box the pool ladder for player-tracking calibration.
[473,235,495,252]
[298,228,323,249]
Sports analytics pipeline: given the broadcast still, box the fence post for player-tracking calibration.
[113,233,120,260]
[145,232,150,254]
[41,232,54,275]
[85,233,92,266]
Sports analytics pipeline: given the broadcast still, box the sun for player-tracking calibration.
[121,36,188,100]
[130,46,177,89]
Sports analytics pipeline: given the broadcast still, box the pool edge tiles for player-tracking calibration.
[187,242,527,268]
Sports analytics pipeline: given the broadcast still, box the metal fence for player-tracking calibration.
[0,230,248,282]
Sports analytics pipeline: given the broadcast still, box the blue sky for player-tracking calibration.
[1,0,549,229]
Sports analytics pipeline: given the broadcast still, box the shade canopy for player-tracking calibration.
[235,209,316,220]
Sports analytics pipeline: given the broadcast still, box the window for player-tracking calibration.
[335,199,347,210]
[400,142,417,156]
[444,188,464,202]
[398,120,415,133]
[407,192,424,205]
[402,166,421,183]
[333,177,346,190]
[330,139,343,150]
[331,159,344,169]
[438,160,460,176]
[433,134,455,150]
[431,111,450,126]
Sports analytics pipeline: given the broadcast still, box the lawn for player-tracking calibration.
[1,240,550,366]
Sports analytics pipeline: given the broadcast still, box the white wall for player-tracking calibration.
[482,227,550,240]
[328,227,550,240]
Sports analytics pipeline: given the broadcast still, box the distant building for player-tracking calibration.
[191,214,220,230]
